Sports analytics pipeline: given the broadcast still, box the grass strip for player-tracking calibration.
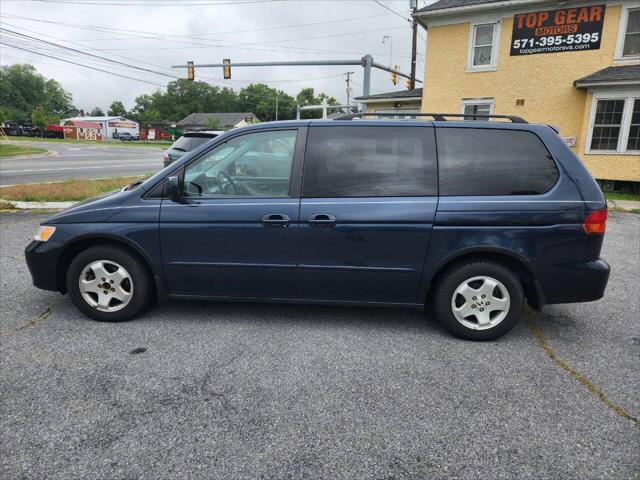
[1,136,171,148]
[0,176,145,202]
[604,192,640,202]
[0,143,48,157]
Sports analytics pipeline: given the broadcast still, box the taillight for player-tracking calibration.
[583,209,607,234]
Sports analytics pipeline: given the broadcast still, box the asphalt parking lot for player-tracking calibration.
[0,141,162,186]
[1,211,638,479]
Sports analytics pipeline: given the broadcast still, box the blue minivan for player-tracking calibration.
[25,114,610,340]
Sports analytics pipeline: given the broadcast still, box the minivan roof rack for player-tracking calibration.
[334,112,528,123]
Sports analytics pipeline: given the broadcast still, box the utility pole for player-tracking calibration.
[361,55,373,103]
[410,0,418,90]
[344,71,354,105]
[275,91,279,122]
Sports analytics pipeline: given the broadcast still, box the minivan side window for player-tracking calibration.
[183,129,297,198]
[437,128,559,196]
[303,126,437,197]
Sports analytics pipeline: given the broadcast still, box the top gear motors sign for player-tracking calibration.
[511,5,605,56]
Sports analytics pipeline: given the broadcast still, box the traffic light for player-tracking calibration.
[187,61,195,81]
[223,59,231,79]
[391,65,398,85]
[405,78,412,89]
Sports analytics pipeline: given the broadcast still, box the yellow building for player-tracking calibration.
[414,0,640,190]
[355,88,423,116]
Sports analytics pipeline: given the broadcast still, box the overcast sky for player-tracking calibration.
[1,0,434,112]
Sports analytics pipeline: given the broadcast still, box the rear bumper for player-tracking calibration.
[538,258,610,305]
[25,240,62,292]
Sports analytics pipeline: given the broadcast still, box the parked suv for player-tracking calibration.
[25,115,609,340]
[118,132,139,141]
[163,130,225,167]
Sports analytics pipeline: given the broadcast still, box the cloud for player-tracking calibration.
[1,0,429,112]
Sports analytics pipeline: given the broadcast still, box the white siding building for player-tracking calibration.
[60,116,139,139]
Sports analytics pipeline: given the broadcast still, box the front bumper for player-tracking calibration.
[538,258,610,305]
[25,240,63,292]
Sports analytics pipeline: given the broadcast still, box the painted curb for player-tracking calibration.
[0,199,75,209]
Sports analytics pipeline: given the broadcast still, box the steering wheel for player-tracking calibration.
[217,171,238,195]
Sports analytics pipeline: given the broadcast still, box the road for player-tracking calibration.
[0,212,638,479]
[0,141,163,186]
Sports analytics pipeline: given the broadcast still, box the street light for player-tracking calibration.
[382,35,393,68]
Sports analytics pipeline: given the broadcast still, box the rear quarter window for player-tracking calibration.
[437,128,559,196]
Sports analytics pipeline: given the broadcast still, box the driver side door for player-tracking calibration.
[159,128,304,299]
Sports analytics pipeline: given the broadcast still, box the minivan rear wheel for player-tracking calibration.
[433,261,523,341]
[66,245,152,322]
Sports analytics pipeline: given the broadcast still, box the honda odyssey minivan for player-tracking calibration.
[25,114,610,340]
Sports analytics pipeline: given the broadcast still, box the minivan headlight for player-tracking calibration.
[34,225,56,242]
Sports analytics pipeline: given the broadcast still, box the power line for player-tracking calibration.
[0,12,393,40]
[0,14,413,58]
[14,13,394,39]
[373,0,411,23]
[3,0,410,3]
[0,42,167,86]
[0,27,178,79]
[0,21,182,76]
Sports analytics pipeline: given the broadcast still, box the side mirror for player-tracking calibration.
[166,176,181,201]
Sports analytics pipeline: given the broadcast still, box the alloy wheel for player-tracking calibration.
[78,260,134,312]
[450,275,511,330]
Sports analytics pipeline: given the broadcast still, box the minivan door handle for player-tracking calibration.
[262,213,290,228]
[308,213,336,227]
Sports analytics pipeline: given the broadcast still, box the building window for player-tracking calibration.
[468,22,500,71]
[627,99,640,151]
[588,94,640,154]
[461,99,494,120]
[590,99,625,151]
[616,6,640,60]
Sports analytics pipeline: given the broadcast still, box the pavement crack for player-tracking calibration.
[1,307,52,337]
[527,309,639,427]
[199,351,243,411]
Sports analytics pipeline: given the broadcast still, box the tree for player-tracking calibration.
[205,117,222,130]
[90,107,105,116]
[107,100,127,117]
[31,105,59,128]
[136,107,162,126]
[238,84,295,122]
[122,79,336,124]
[296,88,338,119]
[0,64,73,120]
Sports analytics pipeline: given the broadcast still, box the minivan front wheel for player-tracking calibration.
[66,245,152,322]
[433,261,523,341]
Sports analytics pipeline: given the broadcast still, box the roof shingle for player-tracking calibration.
[354,88,423,101]
[415,0,505,13]
[574,65,640,86]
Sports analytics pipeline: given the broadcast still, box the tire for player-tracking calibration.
[432,261,524,341]
[66,244,153,322]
